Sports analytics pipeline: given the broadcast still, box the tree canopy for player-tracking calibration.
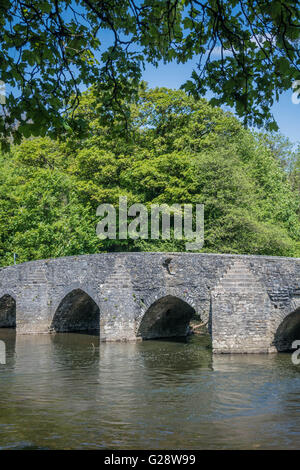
[0,86,299,266]
[0,0,299,148]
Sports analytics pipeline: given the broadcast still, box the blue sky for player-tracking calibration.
[4,5,298,145]
[142,60,299,145]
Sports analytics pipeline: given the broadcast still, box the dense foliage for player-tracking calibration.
[0,87,299,266]
[0,0,299,147]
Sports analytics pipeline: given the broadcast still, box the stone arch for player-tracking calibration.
[137,295,196,340]
[51,288,100,333]
[274,307,300,352]
[52,282,100,313]
[139,289,199,319]
[0,294,16,328]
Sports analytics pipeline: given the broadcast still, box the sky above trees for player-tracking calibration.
[142,59,300,144]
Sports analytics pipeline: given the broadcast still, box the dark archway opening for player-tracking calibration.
[274,307,300,352]
[0,295,16,328]
[51,289,100,333]
[138,295,197,340]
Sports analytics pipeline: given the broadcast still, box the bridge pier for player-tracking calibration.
[15,284,52,334]
[211,260,276,353]
[99,258,138,342]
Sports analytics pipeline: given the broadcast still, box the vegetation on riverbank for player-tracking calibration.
[0,87,299,266]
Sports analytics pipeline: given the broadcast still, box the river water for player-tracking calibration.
[0,328,299,450]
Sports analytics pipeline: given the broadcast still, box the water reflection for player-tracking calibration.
[0,329,299,449]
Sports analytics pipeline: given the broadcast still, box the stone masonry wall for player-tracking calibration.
[0,252,299,353]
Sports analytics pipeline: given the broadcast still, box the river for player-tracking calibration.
[0,329,299,450]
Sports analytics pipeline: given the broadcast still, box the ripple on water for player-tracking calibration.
[0,330,300,449]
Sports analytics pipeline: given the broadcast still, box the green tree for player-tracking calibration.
[290,144,300,197]
[0,86,299,265]
[0,1,299,148]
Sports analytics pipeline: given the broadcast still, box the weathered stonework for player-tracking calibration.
[0,252,299,353]
[211,260,276,353]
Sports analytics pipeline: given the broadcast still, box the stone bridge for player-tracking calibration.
[0,253,300,353]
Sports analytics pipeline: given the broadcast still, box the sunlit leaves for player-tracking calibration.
[0,87,299,264]
[0,0,299,147]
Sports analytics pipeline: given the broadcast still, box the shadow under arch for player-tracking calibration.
[51,289,100,333]
[0,294,16,328]
[137,295,196,340]
[274,307,300,352]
